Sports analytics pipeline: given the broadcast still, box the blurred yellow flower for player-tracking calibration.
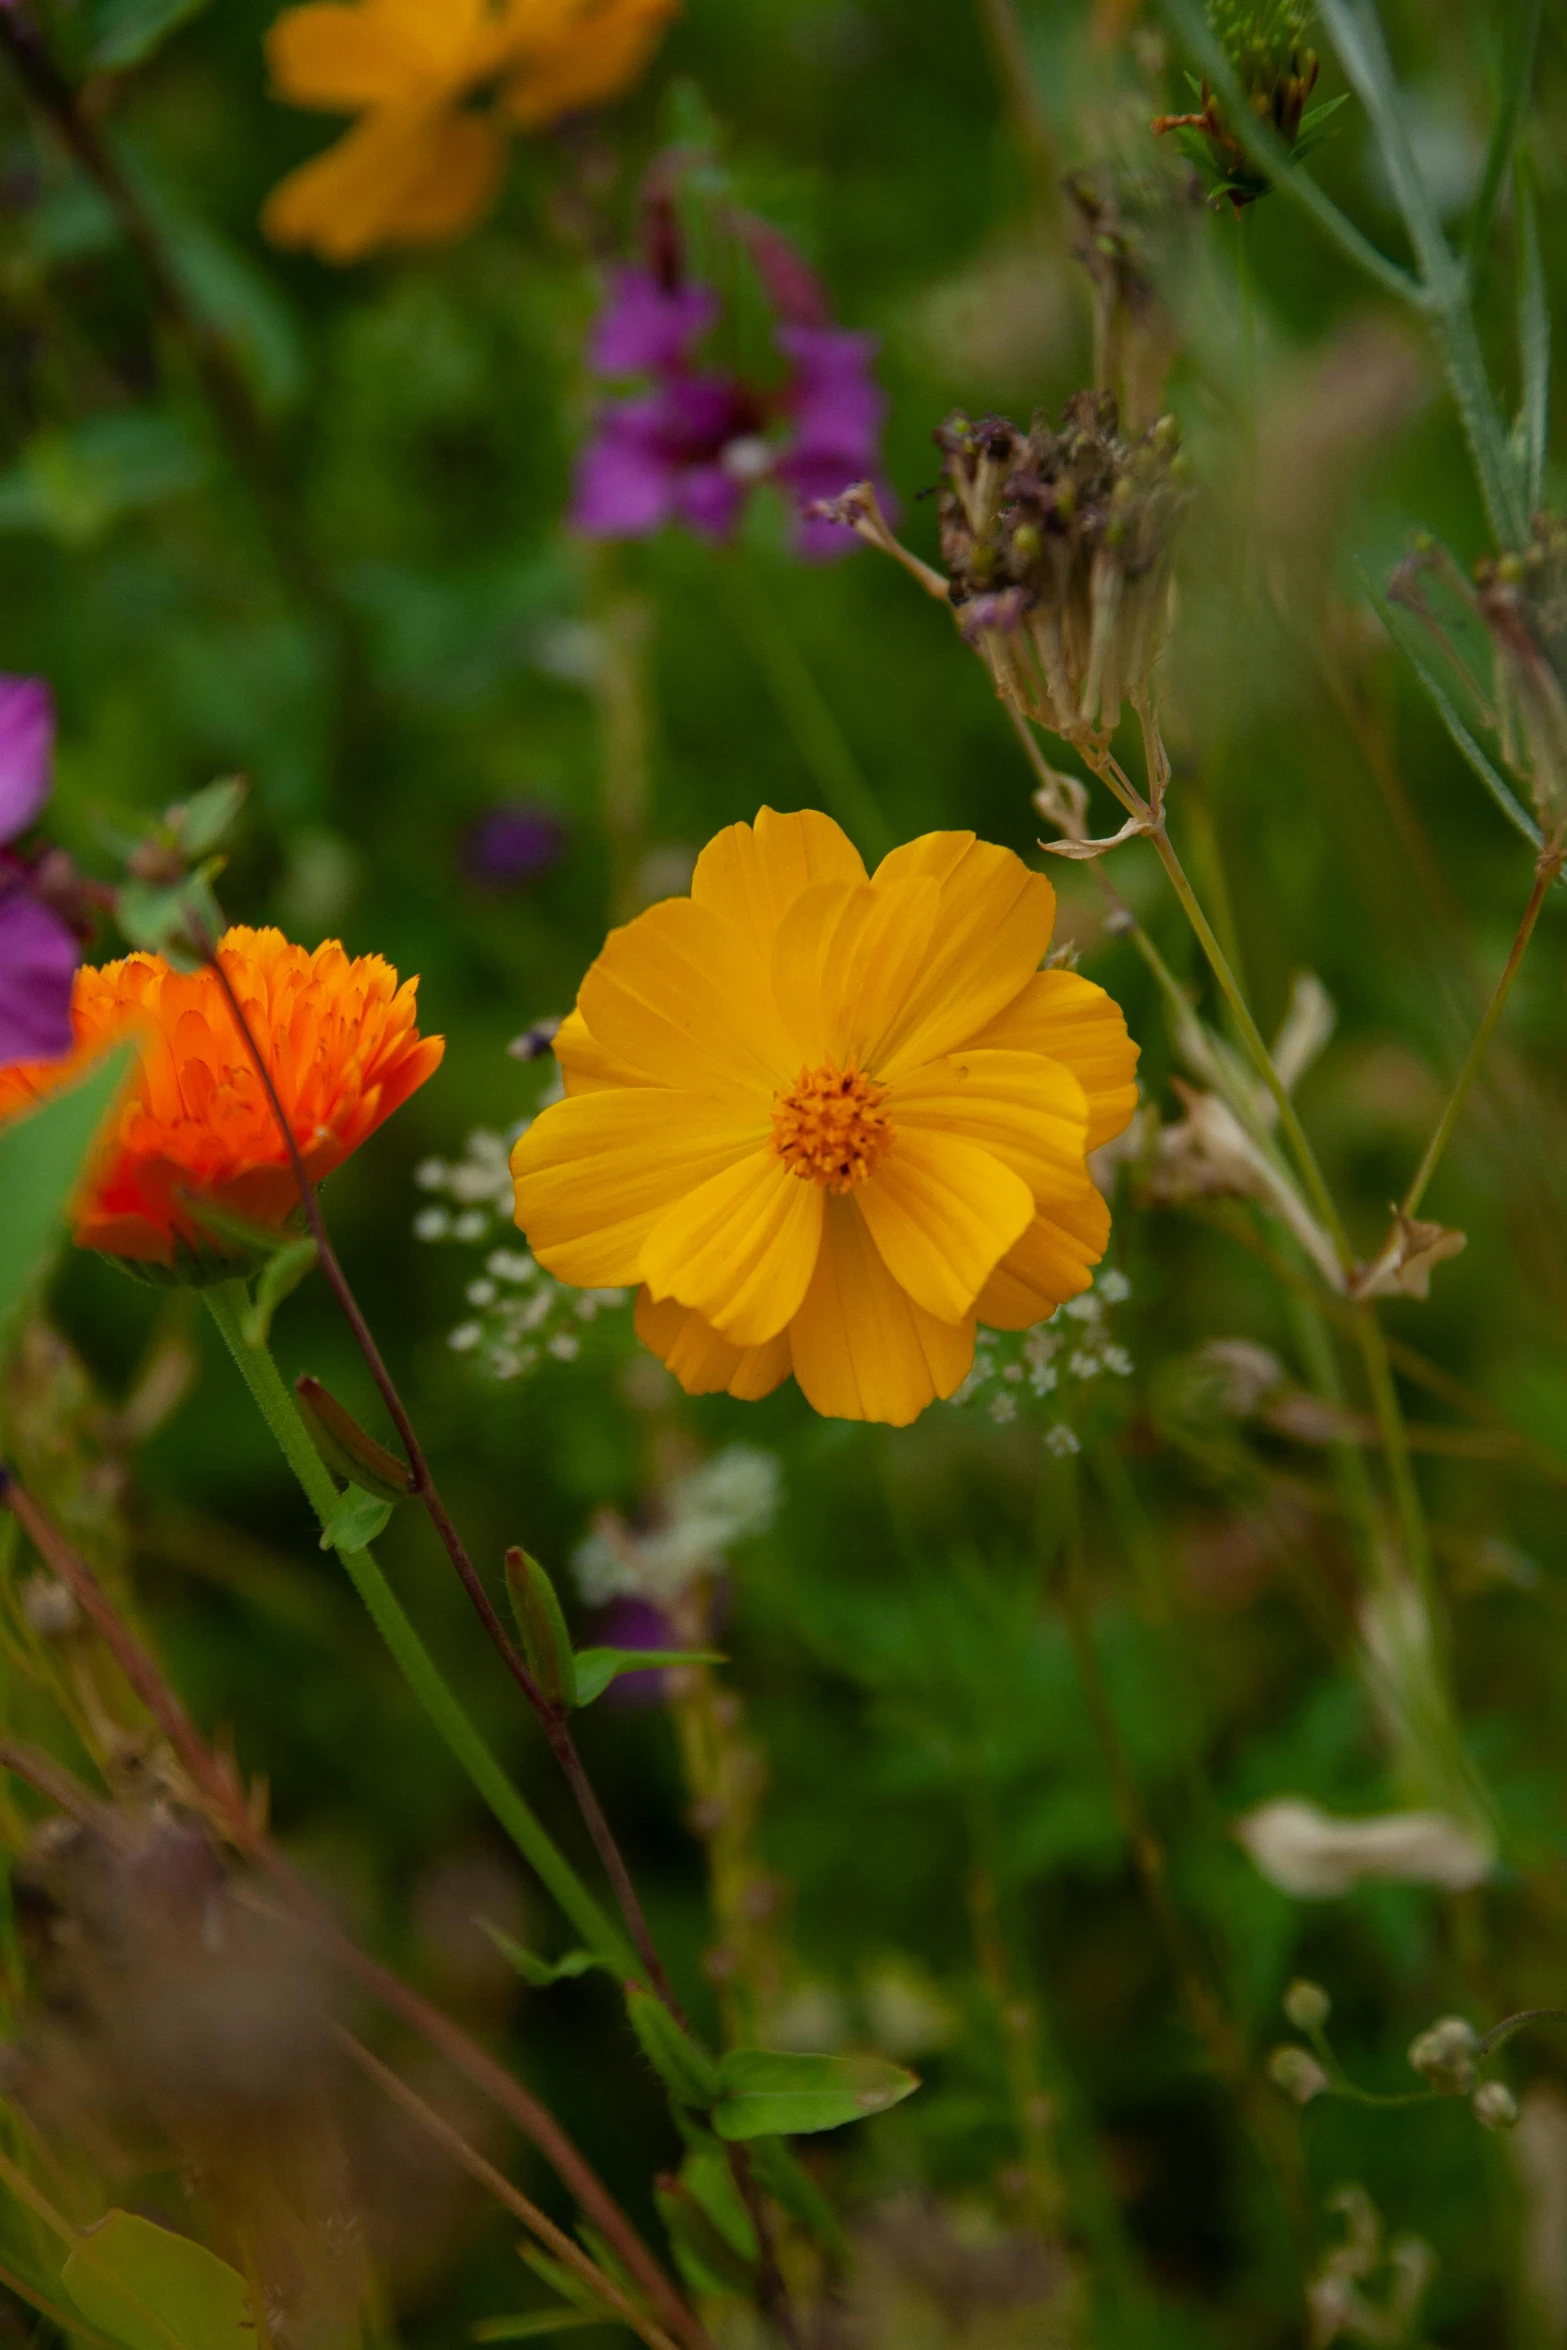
[262,0,678,263]
[511,809,1139,1426]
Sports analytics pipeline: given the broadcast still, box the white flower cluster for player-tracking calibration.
[413,1125,630,1381]
[951,1267,1132,1446]
[573,1446,782,1607]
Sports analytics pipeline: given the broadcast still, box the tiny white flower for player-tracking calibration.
[449,1322,483,1353]
[1068,1350,1103,1380]
[1098,1268,1131,1303]
[487,1249,535,1283]
[548,1332,581,1362]
[414,1157,448,1192]
[466,1279,497,1308]
[1044,1424,1081,1457]
[453,1210,489,1242]
[1063,1293,1102,1324]
[988,1392,1018,1424]
[414,1206,451,1242]
[1101,1346,1133,1376]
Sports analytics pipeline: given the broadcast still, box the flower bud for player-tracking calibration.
[1473,2080,1518,2132]
[1155,0,1325,212]
[1267,2044,1329,2103]
[935,392,1190,742]
[1282,1978,1331,2033]
[1407,2015,1477,2094]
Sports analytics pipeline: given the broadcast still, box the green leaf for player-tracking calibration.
[481,1922,608,1988]
[742,2137,850,2260]
[172,778,249,860]
[473,2316,616,2343]
[0,414,206,547]
[295,1376,413,1499]
[1513,160,1550,513]
[1371,582,1551,863]
[624,1983,722,2107]
[240,1239,318,1349]
[86,0,214,71]
[319,1485,394,1554]
[61,2211,252,2350]
[711,2049,919,2141]
[0,1049,130,1347]
[573,1648,724,1706]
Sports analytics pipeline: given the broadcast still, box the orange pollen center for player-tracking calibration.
[770,1062,892,1192]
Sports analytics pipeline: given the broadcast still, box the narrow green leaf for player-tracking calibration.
[505,1549,578,1708]
[517,2251,615,2317]
[173,777,248,859]
[1371,584,1552,863]
[573,1648,724,1706]
[319,1484,393,1554]
[61,2212,252,2350]
[481,1922,608,1988]
[87,0,213,71]
[712,2049,918,2141]
[743,2137,850,2260]
[241,1239,318,1349]
[1465,0,1544,272]
[0,1048,130,1346]
[1514,159,1550,513]
[472,2315,616,2343]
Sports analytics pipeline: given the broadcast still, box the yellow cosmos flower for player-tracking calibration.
[511,810,1139,1427]
[263,0,678,263]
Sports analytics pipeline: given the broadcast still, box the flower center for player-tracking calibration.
[770,1061,891,1192]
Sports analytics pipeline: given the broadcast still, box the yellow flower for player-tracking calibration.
[262,0,678,263]
[511,810,1139,1427]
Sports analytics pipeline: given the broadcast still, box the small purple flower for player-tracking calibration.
[463,803,566,889]
[590,267,720,377]
[575,371,768,546]
[0,675,78,1068]
[774,326,890,562]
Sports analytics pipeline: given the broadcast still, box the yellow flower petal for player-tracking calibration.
[263,107,504,259]
[966,970,1140,1151]
[511,1089,764,1286]
[691,806,867,964]
[503,0,679,129]
[973,1185,1111,1329]
[888,1048,1089,1206]
[577,897,792,1100]
[635,1292,792,1402]
[789,1196,974,1426]
[266,0,488,106]
[868,835,1059,1078]
[642,1151,823,1347]
[769,876,940,1069]
[855,1128,1034,1324]
[553,1007,651,1098]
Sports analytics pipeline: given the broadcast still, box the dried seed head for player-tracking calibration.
[936,393,1190,742]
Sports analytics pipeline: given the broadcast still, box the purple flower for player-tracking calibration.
[575,372,767,546]
[0,676,78,1068]
[463,803,566,889]
[593,1597,678,1710]
[774,326,890,562]
[590,267,720,377]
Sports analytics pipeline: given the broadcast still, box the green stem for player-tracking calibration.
[1403,856,1558,1219]
[204,1284,634,1976]
[732,568,894,864]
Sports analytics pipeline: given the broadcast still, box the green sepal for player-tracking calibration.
[295,1375,414,1500]
[481,1921,609,1988]
[712,2048,919,2141]
[319,1485,393,1554]
[573,1646,724,1706]
[743,2137,850,2261]
[241,1239,317,1347]
[623,1982,721,2107]
[505,1548,577,1708]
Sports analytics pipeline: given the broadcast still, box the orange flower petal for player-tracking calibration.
[769,876,940,1071]
[634,1291,792,1402]
[973,1185,1111,1329]
[966,969,1140,1151]
[788,1194,974,1426]
[641,1150,822,1347]
[856,1128,1034,1325]
[887,1047,1089,1206]
[577,897,792,1100]
[868,834,1059,1079]
[690,806,867,965]
[511,1088,767,1288]
[263,107,505,260]
[503,0,679,129]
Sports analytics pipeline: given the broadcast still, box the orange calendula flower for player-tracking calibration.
[511,810,1139,1426]
[263,0,679,263]
[0,928,443,1271]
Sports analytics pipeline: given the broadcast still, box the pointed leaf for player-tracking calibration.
[61,2212,251,2350]
[505,1549,577,1708]
[482,1922,608,1988]
[319,1484,393,1554]
[472,2316,613,2342]
[296,1375,413,1499]
[1514,161,1550,513]
[172,777,248,860]
[624,1982,721,2106]
[0,1048,130,1345]
[86,0,213,70]
[573,1648,724,1706]
[712,2049,919,2140]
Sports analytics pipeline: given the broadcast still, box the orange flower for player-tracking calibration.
[0,927,443,1270]
[263,0,678,263]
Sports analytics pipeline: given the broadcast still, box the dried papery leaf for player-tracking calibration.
[1352,1214,1468,1301]
[1038,814,1150,859]
[1271,972,1336,1094]
[1235,1798,1492,1897]
[1146,1083,1345,1289]
[1031,767,1090,842]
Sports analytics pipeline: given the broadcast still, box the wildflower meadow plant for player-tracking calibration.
[1,0,1567,2343]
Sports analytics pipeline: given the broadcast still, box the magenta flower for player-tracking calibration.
[572,255,889,561]
[0,676,80,1068]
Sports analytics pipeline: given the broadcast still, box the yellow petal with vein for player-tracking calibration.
[789,1197,974,1425]
[642,1151,823,1347]
[974,1185,1111,1329]
[578,897,790,1100]
[769,876,940,1068]
[966,970,1140,1150]
[691,807,867,964]
[635,1291,793,1401]
[868,835,1058,1078]
[511,1089,764,1287]
[889,1048,1089,1205]
[856,1128,1034,1323]
[553,1008,651,1097]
